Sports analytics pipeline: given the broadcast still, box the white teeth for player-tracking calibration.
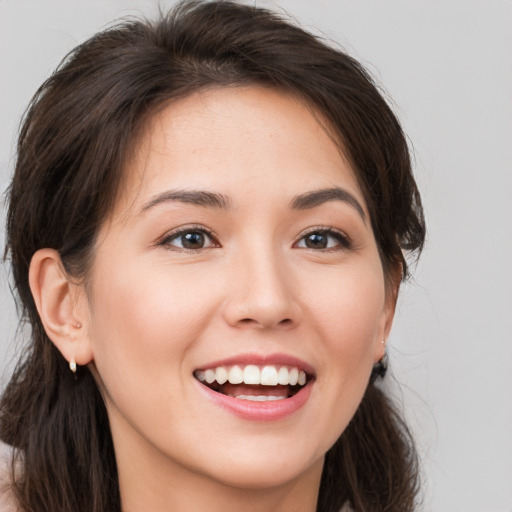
[195,364,309,387]
[277,366,289,385]
[215,366,228,385]
[243,365,260,385]
[232,395,286,401]
[260,365,279,385]
[289,367,299,386]
[228,365,244,384]
[205,369,216,384]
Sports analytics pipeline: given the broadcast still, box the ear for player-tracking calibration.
[29,248,93,368]
[374,264,401,363]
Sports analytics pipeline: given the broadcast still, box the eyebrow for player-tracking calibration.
[141,190,233,213]
[140,186,366,221]
[290,187,366,222]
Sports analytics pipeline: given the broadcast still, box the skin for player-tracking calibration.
[30,86,396,512]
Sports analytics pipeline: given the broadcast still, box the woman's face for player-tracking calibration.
[81,87,394,493]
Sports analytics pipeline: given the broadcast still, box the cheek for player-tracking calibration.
[307,259,386,347]
[303,259,385,425]
[86,260,220,388]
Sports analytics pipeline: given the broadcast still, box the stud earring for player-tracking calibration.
[69,358,77,374]
[73,321,82,329]
[371,340,388,381]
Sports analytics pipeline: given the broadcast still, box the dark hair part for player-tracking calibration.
[1,1,425,511]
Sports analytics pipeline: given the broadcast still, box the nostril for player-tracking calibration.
[237,318,266,329]
[237,317,293,328]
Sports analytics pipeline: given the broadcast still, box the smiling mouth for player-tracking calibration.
[194,364,312,401]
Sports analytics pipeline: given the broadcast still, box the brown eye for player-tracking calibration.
[304,233,329,249]
[162,228,217,250]
[295,229,350,250]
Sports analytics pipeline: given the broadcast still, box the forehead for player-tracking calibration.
[116,86,365,216]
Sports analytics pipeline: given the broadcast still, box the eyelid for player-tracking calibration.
[293,226,352,250]
[157,224,220,251]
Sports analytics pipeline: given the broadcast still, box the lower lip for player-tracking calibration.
[195,379,313,421]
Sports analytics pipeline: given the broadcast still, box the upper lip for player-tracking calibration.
[194,353,316,377]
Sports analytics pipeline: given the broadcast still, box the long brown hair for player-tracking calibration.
[1,2,425,511]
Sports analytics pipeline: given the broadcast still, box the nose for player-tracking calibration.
[222,247,302,330]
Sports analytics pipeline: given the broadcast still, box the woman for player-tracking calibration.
[0,1,425,511]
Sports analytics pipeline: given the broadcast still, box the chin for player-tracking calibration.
[181,431,328,491]
[207,456,324,491]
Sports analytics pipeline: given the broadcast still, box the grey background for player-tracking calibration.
[1,1,511,510]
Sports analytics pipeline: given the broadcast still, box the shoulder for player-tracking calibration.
[0,441,20,512]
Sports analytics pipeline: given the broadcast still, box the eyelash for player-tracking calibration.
[158,225,352,252]
[294,227,352,251]
[158,225,219,252]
